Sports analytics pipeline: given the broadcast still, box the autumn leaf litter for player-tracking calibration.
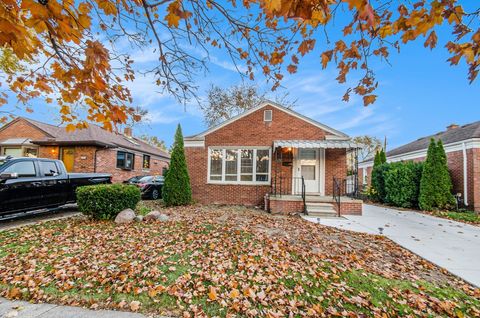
[0,204,478,317]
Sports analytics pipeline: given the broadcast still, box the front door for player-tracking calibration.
[293,148,324,195]
[61,147,75,172]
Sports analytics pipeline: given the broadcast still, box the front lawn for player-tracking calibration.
[426,210,480,225]
[0,204,479,317]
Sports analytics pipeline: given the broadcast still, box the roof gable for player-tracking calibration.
[186,101,349,140]
[0,117,58,138]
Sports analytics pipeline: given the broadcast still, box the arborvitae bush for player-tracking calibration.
[384,161,423,208]
[371,163,390,202]
[162,124,192,206]
[419,139,455,210]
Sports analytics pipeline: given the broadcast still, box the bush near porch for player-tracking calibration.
[0,205,479,317]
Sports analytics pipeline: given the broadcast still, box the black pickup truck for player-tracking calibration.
[0,157,111,217]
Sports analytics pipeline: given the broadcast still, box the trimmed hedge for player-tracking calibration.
[384,161,423,208]
[76,184,141,220]
[371,163,390,202]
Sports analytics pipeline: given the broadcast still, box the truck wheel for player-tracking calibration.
[151,189,159,200]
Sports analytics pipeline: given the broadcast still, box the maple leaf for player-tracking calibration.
[363,94,377,106]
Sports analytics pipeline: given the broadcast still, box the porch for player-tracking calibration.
[267,139,363,216]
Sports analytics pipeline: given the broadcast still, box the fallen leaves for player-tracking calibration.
[0,204,478,317]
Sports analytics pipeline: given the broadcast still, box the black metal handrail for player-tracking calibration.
[332,177,342,217]
[271,175,307,214]
[301,176,306,214]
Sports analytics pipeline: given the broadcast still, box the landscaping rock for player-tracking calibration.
[134,215,144,222]
[144,210,169,222]
[114,209,136,224]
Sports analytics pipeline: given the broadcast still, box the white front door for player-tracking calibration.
[293,148,324,195]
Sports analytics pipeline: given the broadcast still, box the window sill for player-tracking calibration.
[207,181,270,186]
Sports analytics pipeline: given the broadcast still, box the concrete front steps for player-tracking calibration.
[305,201,337,217]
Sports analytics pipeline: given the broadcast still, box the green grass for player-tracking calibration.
[433,210,480,224]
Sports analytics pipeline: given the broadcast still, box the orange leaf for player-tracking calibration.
[363,94,377,106]
[208,286,217,301]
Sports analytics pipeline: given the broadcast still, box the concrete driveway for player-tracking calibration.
[304,204,480,287]
[0,205,80,231]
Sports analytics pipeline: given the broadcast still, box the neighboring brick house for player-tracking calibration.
[184,101,362,215]
[0,117,170,182]
[358,122,480,212]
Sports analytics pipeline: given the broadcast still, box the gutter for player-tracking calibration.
[462,142,468,206]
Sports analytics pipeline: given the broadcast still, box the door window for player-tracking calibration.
[3,161,36,177]
[301,165,316,180]
[39,161,60,176]
[299,149,316,160]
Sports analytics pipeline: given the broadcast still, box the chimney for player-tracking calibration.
[447,123,459,131]
[124,127,132,137]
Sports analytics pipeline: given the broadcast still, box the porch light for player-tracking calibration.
[287,147,292,151]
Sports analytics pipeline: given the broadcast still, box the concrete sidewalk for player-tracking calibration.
[0,297,156,318]
[304,204,480,287]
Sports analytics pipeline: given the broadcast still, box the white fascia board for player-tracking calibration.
[184,139,205,147]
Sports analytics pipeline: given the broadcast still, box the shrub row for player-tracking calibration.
[77,184,141,220]
[371,161,424,208]
[369,139,456,211]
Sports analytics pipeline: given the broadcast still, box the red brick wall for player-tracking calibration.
[204,106,328,146]
[96,149,169,183]
[325,148,347,195]
[335,200,363,215]
[468,148,480,211]
[269,198,304,215]
[0,119,49,140]
[38,146,59,159]
[185,105,348,206]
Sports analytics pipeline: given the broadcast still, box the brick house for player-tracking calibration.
[0,117,170,182]
[358,122,480,212]
[184,101,362,215]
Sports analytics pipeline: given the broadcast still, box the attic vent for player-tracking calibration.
[264,109,272,122]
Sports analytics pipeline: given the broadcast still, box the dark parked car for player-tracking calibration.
[137,175,164,200]
[0,156,111,217]
[123,175,148,185]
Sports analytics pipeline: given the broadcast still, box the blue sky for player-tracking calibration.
[4,5,479,151]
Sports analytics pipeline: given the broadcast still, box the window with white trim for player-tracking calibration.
[208,148,270,184]
[264,109,272,122]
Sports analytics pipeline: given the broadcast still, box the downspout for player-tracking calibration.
[462,142,468,206]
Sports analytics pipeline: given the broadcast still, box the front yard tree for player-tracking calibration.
[419,139,455,210]
[162,124,191,206]
[353,135,382,162]
[201,83,296,127]
[1,1,479,128]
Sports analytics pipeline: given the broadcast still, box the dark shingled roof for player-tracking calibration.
[387,121,480,157]
[4,117,170,159]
